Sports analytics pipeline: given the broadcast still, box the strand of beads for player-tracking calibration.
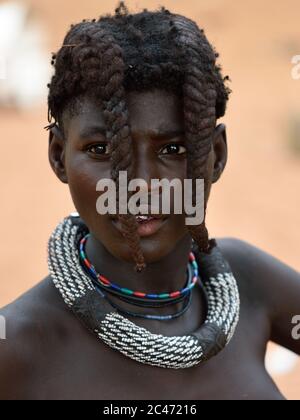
[79,233,199,301]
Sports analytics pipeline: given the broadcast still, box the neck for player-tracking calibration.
[84,233,207,334]
[85,234,193,295]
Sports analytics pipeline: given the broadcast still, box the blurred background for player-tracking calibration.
[0,0,299,399]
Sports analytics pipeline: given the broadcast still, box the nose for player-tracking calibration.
[131,141,161,195]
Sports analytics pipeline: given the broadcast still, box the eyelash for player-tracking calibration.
[86,142,187,157]
[159,143,187,156]
[86,143,110,156]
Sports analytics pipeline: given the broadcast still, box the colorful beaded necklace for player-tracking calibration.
[91,258,195,321]
[79,233,199,301]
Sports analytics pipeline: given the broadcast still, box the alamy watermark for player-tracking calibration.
[96,172,205,226]
[0,316,6,340]
[292,315,300,340]
[291,55,300,80]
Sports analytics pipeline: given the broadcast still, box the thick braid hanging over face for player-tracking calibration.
[48,14,146,272]
[47,2,231,272]
[170,14,227,252]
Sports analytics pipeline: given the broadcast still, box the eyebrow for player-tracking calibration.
[79,127,185,140]
[149,129,185,139]
[79,126,106,139]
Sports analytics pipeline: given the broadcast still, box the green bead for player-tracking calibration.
[158,293,169,299]
[121,288,134,295]
[80,251,85,259]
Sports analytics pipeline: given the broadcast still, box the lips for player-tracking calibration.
[111,213,168,237]
[135,214,165,222]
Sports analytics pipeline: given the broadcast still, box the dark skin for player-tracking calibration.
[0,89,299,400]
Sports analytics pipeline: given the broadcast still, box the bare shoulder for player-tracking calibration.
[0,277,74,399]
[210,237,272,315]
[216,236,300,295]
[216,237,300,354]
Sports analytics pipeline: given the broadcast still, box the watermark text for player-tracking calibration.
[0,316,6,340]
[291,55,300,80]
[292,315,300,340]
[96,172,205,226]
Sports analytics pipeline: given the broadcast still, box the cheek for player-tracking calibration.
[66,152,111,222]
[168,159,187,180]
[64,151,136,258]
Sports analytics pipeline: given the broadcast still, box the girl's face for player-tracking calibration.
[49,89,227,264]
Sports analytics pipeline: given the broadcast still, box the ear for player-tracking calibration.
[48,124,68,184]
[211,123,228,183]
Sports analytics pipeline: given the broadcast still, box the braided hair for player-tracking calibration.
[46,2,231,272]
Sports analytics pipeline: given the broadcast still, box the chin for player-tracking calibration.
[93,216,187,265]
[124,234,185,266]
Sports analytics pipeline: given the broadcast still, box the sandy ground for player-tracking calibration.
[0,0,299,399]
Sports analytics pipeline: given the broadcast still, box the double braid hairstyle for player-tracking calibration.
[46,2,231,272]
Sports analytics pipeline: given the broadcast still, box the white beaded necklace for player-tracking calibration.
[48,214,240,369]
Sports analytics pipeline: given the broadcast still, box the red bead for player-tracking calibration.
[84,259,91,269]
[170,291,181,298]
[133,292,146,298]
[189,252,195,262]
[99,275,110,285]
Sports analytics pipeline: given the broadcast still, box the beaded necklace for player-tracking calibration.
[90,260,194,321]
[101,289,193,321]
[79,234,199,300]
[79,234,199,320]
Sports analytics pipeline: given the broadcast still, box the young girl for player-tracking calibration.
[0,2,299,400]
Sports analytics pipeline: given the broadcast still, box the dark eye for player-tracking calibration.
[87,144,110,156]
[160,144,187,155]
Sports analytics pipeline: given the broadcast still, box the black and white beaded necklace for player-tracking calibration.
[48,214,240,369]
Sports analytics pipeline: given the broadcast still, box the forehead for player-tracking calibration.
[64,89,184,136]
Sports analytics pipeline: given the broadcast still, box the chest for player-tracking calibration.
[27,328,284,400]
[26,294,284,400]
